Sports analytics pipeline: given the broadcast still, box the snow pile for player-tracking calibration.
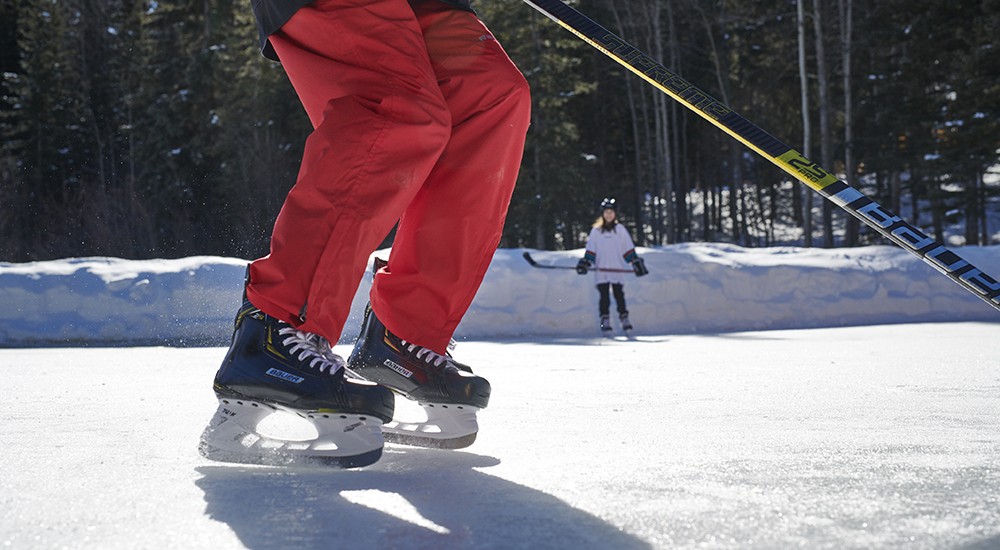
[1,244,998,347]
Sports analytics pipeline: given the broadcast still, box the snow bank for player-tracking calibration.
[1,244,998,347]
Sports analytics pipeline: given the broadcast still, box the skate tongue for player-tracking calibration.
[400,340,448,367]
[278,327,345,374]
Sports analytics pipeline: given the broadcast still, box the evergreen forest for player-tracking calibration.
[2,0,998,261]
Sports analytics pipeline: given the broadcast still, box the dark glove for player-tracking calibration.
[576,258,591,275]
[631,257,648,277]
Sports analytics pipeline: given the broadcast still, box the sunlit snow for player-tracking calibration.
[1,244,997,346]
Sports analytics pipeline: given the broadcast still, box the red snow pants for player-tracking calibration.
[245,0,531,354]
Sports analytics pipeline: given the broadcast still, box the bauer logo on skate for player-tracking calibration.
[383,359,413,378]
[265,368,304,384]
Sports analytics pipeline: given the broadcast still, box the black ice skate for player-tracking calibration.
[619,313,633,332]
[200,300,395,468]
[600,315,613,335]
[347,305,490,449]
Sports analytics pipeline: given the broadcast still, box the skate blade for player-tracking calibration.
[199,398,384,468]
[199,442,384,468]
[384,431,477,450]
[382,399,481,450]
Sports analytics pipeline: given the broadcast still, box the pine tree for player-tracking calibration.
[479,0,597,250]
[4,0,94,258]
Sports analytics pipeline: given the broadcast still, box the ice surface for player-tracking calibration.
[1,323,998,549]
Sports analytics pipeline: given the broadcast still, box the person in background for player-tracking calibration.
[577,198,648,335]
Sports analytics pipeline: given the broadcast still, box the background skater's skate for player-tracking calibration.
[599,313,636,340]
[200,300,395,467]
[348,306,490,449]
[600,315,613,337]
[619,313,635,338]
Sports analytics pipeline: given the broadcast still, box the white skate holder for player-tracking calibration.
[200,398,384,466]
[382,399,481,449]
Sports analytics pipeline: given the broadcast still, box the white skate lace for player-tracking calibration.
[278,327,345,374]
[400,340,448,367]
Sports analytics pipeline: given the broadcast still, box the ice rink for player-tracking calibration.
[2,322,999,549]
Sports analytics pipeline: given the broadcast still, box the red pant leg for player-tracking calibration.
[246,0,452,343]
[370,4,531,353]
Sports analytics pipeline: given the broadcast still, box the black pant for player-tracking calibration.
[596,282,627,317]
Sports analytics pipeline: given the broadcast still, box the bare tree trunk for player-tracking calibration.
[980,170,990,245]
[666,0,686,243]
[647,0,674,244]
[965,172,981,245]
[890,171,902,216]
[797,0,813,247]
[813,0,834,247]
[620,1,647,243]
[839,0,858,246]
[693,0,742,244]
[527,14,546,249]
[611,2,652,245]
[730,150,742,244]
[930,181,944,244]
[698,153,712,241]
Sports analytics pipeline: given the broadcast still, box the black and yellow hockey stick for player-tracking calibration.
[522,0,1000,312]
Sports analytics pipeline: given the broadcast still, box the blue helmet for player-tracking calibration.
[600,197,617,210]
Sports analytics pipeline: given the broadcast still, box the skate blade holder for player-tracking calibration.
[382,399,481,448]
[201,398,384,464]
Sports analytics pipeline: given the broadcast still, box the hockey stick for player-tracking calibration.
[522,0,1000,312]
[522,251,634,273]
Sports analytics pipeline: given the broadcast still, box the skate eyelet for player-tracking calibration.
[359,416,367,421]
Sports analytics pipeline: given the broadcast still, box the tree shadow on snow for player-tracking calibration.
[196,446,650,550]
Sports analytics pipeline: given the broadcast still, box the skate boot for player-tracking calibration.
[600,315,613,335]
[619,313,633,332]
[200,300,395,467]
[347,305,490,449]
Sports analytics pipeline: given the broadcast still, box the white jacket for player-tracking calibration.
[583,223,637,284]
